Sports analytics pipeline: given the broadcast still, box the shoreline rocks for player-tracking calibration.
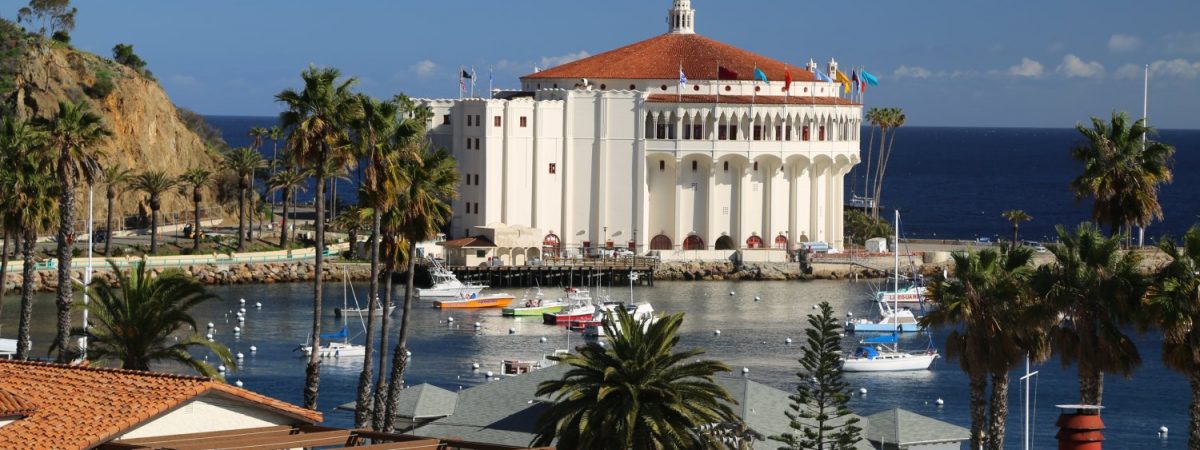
[2,262,374,294]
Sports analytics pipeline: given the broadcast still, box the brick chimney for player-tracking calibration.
[1055,404,1104,450]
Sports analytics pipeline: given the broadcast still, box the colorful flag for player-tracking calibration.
[754,66,769,82]
[679,64,687,87]
[861,70,880,86]
[835,70,851,94]
[783,66,793,92]
[814,69,833,83]
[461,69,473,79]
[717,65,739,80]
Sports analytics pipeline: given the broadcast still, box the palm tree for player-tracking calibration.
[223,147,267,252]
[1070,112,1175,239]
[34,100,111,363]
[0,118,45,312]
[101,164,134,257]
[248,126,269,151]
[861,107,883,209]
[1149,225,1200,449]
[1002,209,1033,247]
[1032,223,1147,406]
[332,206,369,259]
[532,308,740,449]
[267,168,309,248]
[76,260,234,377]
[130,171,179,255]
[178,168,213,251]
[871,107,906,219]
[921,247,1041,450]
[383,143,458,431]
[276,65,360,409]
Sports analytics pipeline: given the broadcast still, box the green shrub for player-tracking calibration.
[51,30,69,43]
[84,69,114,98]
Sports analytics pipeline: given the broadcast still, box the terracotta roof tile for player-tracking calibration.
[0,388,35,418]
[522,33,815,82]
[439,237,498,248]
[646,94,860,106]
[0,360,321,450]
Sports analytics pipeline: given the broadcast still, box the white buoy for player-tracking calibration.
[754,296,761,302]
[485,371,494,378]
[598,341,606,347]
[539,337,548,343]
[233,326,241,333]
[472,362,480,370]
[406,350,412,357]
[235,379,243,387]
[206,333,213,342]
[448,316,455,322]
[249,345,257,354]
[859,387,868,395]
[714,329,721,336]
[218,365,226,373]
[812,304,818,310]
[237,317,245,323]
[1159,426,1169,438]
[239,307,246,314]
[255,302,262,309]
[239,298,245,305]
[742,367,749,374]
[236,352,244,360]
[207,322,215,329]
[785,338,793,344]
[474,322,482,329]
[936,398,944,406]
[729,291,735,296]
[846,312,854,317]
[509,328,516,335]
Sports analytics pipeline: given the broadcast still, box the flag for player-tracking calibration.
[861,70,879,86]
[717,65,739,80]
[754,66,769,82]
[470,67,477,96]
[783,66,793,92]
[835,70,851,94]
[679,64,687,87]
[488,66,494,95]
[461,69,473,79]
[459,66,466,98]
[814,69,833,83]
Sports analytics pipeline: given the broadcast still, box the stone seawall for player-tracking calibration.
[1,262,374,294]
[654,261,901,282]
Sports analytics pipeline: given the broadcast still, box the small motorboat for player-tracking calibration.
[434,293,515,309]
[418,257,487,300]
[335,303,397,318]
[299,325,365,358]
[579,302,656,338]
[503,290,566,316]
[846,302,924,333]
[543,302,596,325]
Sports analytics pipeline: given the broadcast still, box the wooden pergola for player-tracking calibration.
[99,425,555,450]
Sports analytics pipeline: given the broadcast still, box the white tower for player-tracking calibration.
[828,58,839,79]
[667,0,696,34]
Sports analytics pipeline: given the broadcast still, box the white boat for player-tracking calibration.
[498,350,568,377]
[580,302,656,338]
[841,211,939,372]
[875,285,930,311]
[301,268,366,358]
[335,302,397,318]
[418,257,486,299]
[846,301,923,333]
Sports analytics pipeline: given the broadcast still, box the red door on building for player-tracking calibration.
[683,235,705,250]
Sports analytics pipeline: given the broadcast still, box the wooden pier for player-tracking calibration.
[446,257,656,289]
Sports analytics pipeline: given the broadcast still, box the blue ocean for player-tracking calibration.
[207,116,1200,242]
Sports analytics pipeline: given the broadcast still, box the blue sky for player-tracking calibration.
[4,0,1200,128]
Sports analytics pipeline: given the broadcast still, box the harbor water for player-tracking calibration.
[0,279,1185,449]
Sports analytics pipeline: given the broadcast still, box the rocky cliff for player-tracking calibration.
[1,22,225,228]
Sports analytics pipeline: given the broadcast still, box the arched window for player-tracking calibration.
[745,235,764,249]
[715,236,736,250]
[774,235,789,249]
[650,234,673,250]
[683,235,705,250]
[543,234,561,257]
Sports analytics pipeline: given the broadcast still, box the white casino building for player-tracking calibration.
[424,0,861,259]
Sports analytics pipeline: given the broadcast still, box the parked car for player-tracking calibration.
[92,229,109,244]
[975,237,992,246]
[1022,240,1049,253]
[799,241,831,253]
[613,248,635,258]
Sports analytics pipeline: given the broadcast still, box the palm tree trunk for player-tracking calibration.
[354,211,382,428]
[1079,321,1104,406]
[373,256,394,430]
[0,229,10,318]
[987,371,1010,450]
[1012,224,1019,247]
[279,190,291,248]
[872,127,889,218]
[16,227,36,360]
[193,191,202,251]
[149,205,159,254]
[54,163,75,363]
[105,189,115,256]
[237,182,246,252]
[969,373,987,450]
[1190,370,1200,450]
[304,167,326,410]
[863,124,876,197]
[383,240,418,432]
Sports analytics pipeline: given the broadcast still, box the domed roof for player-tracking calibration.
[521,33,815,82]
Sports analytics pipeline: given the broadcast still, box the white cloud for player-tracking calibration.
[1107,34,1141,52]
[539,51,591,69]
[891,65,933,79]
[1057,54,1105,78]
[1116,59,1200,80]
[168,74,201,87]
[1005,58,1044,78]
[1164,32,1200,54]
[411,60,439,79]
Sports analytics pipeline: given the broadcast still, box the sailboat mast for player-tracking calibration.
[893,210,900,329]
[1139,64,1149,247]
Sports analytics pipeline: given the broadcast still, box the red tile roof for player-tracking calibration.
[0,360,321,450]
[439,237,498,248]
[522,33,815,82]
[0,389,35,419]
[646,94,860,106]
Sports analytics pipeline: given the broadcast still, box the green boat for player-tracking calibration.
[502,299,566,316]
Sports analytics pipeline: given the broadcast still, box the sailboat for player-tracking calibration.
[847,211,928,333]
[841,211,938,372]
[300,268,366,358]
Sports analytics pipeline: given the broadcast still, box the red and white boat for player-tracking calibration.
[542,288,597,325]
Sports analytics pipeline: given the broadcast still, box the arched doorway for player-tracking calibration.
[650,234,673,250]
[745,235,764,249]
[715,236,736,250]
[543,234,561,258]
[683,235,705,250]
[774,234,789,249]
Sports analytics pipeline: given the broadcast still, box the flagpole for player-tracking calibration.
[458,66,464,99]
[488,65,494,98]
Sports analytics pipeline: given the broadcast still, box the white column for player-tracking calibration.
[787,162,796,250]
[706,157,715,249]
[674,158,682,250]
[738,163,749,248]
